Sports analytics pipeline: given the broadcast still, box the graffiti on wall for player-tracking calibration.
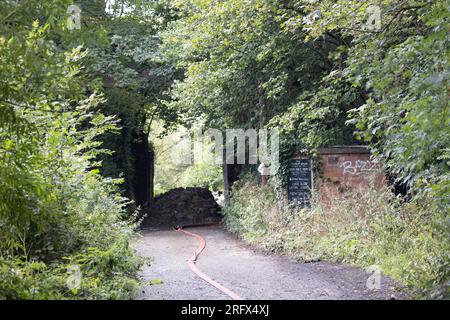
[339,159,379,176]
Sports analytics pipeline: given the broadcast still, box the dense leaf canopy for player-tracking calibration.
[0,0,448,299]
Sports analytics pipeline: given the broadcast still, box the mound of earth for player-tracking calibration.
[141,187,222,228]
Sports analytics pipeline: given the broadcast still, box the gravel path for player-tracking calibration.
[135,225,406,300]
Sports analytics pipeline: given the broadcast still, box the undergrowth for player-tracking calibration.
[224,175,449,299]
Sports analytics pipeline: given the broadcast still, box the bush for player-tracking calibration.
[0,23,144,300]
[224,175,449,299]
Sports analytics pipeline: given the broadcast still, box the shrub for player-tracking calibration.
[223,175,449,299]
[0,23,144,300]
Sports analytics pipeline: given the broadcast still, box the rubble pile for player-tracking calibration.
[142,187,222,228]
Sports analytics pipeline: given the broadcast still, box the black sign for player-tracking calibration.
[288,158,312,206]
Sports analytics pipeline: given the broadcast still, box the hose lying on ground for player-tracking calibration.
[174,224,243,300]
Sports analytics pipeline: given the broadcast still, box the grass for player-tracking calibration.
[223,176,449,299]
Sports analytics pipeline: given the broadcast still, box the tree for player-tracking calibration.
[79,0,181,207]
[0,0,142,299]
[300,0,449,206]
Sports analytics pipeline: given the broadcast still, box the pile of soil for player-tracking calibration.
[141,187,222,228]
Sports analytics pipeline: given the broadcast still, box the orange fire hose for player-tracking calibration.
[174,225,243,300]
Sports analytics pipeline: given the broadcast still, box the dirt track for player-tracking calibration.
[135,225,406,300]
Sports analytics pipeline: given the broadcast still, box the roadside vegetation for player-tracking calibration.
[224,175,449,299]
[162,0,449,299]
[1,0,448,300]
[0,0,159,299]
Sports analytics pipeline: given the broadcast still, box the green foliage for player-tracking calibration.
[224,174,274,242]
[177,162,223,191]
[0,239,143,299]
[224,175,450,299]
[301,0,450,207]
[0,1,144,299]
[162,1,449,300]
[152,122,223,194]
[164,0,449,211]
[161,0,329,129]
[82,2,181,204]
[2,0,448,300]
[160,0,367,194]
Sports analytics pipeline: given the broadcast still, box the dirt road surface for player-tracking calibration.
[135,225,405,300]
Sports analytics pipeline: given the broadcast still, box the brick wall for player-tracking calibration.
[316,146,386,198]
